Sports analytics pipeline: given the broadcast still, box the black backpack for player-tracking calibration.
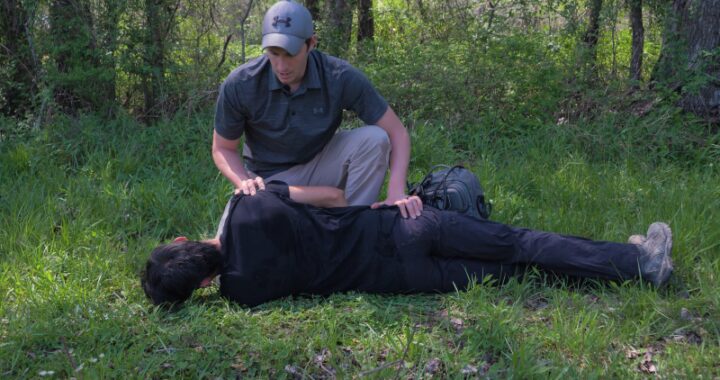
[408,165,492,219]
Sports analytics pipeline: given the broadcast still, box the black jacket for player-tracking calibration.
[219,182,404,306]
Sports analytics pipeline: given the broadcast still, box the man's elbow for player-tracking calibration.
[327,188,348,207]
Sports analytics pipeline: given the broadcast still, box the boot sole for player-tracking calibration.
[648,222,673,287]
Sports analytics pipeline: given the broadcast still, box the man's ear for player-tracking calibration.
[199,276,215,288]
[308,35,318,51]
[173,236,188,242]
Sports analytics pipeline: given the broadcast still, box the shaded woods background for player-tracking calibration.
[1,0,718,135]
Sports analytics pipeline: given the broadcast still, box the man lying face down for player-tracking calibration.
[141,181,674,307]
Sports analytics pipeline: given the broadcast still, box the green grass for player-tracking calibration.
[1,112,718,378]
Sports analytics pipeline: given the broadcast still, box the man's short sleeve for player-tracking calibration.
[214,81,246,140]
[341,67,389,125]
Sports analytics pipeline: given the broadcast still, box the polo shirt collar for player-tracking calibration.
[268,66,284,91]
[304,52,321,89]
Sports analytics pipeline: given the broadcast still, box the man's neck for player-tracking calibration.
[202,238,222,250]
[286,80,303,93]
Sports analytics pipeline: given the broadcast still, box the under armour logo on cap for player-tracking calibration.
[273,16,292,28]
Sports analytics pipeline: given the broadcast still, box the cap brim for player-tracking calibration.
[262,33,304,56]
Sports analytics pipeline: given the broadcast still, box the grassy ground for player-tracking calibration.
[1,113,718,378]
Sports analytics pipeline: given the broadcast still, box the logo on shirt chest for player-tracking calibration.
[312,107,324,115]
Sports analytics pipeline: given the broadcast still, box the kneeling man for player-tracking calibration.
[141,182,673,306]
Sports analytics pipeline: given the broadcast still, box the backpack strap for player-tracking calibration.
[476,196,492,219]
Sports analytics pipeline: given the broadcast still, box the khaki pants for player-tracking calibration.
[216,126,391,237]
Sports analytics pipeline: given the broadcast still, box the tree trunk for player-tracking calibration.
[580,0,603,79]
[628,0,644,83]
[357,0,374,42]
[239,0,255,64]
[582,0,603,70]
[49,0,117,114]
[653,0,686,82]
[0,0,38,116]
[144,0,162,120]
[325,0,353,56]
[655,0,720,118]
[486,0,496,31]
[49,0,95,111]
[143,0,178,121]
[97,0,123,116]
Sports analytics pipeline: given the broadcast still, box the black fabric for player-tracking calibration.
[391,211,642,292]
[219,182,405,306]
[219,182,644,306]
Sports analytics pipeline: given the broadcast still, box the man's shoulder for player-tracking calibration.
[312,50,361,80]
[314,50,352,67]
[223,55,270,86]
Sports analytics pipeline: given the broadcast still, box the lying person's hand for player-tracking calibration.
[371,195,423,219]
[235,177,265,196]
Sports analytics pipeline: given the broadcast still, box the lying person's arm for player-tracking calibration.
[288,186,348,208]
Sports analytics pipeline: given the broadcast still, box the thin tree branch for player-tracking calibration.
[216,33,233,69]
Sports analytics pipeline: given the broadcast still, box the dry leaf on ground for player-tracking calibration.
[638,349,657,374]
[625,346,642,359]
[461,364,478,374]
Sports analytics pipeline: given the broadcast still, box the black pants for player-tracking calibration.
[390,209,643,292]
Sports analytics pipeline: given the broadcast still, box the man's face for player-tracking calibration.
[265,38,315,91]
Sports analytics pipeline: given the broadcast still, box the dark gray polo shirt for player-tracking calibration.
[214,50,389,177]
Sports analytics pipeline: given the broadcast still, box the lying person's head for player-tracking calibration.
[141,237,222,306]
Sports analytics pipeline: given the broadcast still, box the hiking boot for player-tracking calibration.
[628,234,646,245]
[638,222,673,287]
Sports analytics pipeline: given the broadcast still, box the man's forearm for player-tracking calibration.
[386,126,411,199]
[371,107,421,218]
[375,107,412,201]
[289,186,348,208]
[212,146,251,189]
[212,130,255,189]
[382,112,411,200]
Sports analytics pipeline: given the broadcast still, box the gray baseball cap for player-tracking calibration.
[262,1,314,56]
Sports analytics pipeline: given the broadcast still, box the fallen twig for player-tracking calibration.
[60,337,83,380]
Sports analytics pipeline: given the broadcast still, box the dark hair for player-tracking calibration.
[141,241,222,305]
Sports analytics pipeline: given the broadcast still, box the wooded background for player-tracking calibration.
[1,0,718,125]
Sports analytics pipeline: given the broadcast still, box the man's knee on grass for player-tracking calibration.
[141,241,222,306]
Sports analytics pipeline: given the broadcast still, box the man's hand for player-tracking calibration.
[371,195,423,219]
[234,177,266,195]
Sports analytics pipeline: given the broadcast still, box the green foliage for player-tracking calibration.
[0,59,23,114]
[2,0,717,127]
[363,2,568,137]
[38,1,117,114]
